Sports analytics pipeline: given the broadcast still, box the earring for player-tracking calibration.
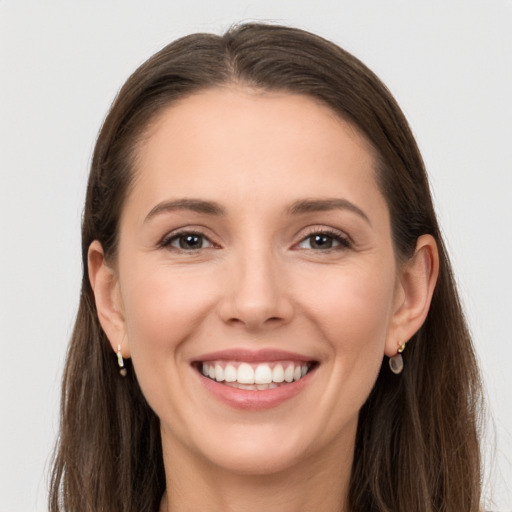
[117,345,127,377]
[389,342,407,375]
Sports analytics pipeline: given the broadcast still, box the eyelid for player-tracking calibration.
[158,227,219,250]
[293,226,352,250]
[157,225,351,251]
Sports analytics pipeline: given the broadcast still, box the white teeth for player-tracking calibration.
[200,361,312,387]
[254,364,272,384]
[284,365,294,383]
[237,363,255,384]
[214,364,224,382]
[272,364,284,383]
[224,364,237,382]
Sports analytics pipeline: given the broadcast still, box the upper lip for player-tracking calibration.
[192,348,315,363]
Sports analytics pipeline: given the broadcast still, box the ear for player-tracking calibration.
[88,240,130,359]
[385,234,439,357]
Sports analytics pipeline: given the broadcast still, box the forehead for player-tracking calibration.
[126,87,384,220]
[142,86,373,158]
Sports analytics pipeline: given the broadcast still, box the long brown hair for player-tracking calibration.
[49,23,483,511]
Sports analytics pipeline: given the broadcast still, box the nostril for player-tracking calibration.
[226,314,288,330]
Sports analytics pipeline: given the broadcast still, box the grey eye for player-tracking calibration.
[298,233,347,250]
[307,234,335,249]
[166,233,213,250]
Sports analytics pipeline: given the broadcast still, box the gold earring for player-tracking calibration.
[389,342,406,375]
[117,345,127,377]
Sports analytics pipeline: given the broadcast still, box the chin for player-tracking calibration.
[204,441,308,476]
[185,419,336,477]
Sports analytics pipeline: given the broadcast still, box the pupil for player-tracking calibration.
[180,235,202,249]
[312,234,332,249]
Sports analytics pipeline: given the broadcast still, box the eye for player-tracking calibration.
[161,231,214,251]
[297,231,350,250]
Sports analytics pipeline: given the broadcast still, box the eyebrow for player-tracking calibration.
[288,198,371,225]
[144,197,370,225]
[144,198,225,222]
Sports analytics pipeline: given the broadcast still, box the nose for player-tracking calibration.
[217,249,294,331]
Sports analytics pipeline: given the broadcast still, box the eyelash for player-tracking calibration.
[159,230,216,251]
[295,228,351,251]
[160,227,351,254]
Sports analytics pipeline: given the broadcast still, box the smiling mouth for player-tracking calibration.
[196,360,317,391]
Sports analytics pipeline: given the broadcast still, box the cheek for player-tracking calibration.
[298,260,397,359]
[119,261,219,358]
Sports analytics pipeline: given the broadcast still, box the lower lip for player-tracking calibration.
[197,369,315,410]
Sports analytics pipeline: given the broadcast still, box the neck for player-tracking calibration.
[159,432,354,512]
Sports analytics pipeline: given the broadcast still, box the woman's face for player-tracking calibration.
[110,88,404,474]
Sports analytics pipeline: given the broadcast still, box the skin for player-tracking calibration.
[89,87,439,512]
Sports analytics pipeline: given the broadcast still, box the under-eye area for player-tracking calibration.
[194,360,319,390]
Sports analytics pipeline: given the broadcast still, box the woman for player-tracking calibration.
[49,23,483,511]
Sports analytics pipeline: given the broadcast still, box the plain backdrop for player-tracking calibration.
[1,1,511,510]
